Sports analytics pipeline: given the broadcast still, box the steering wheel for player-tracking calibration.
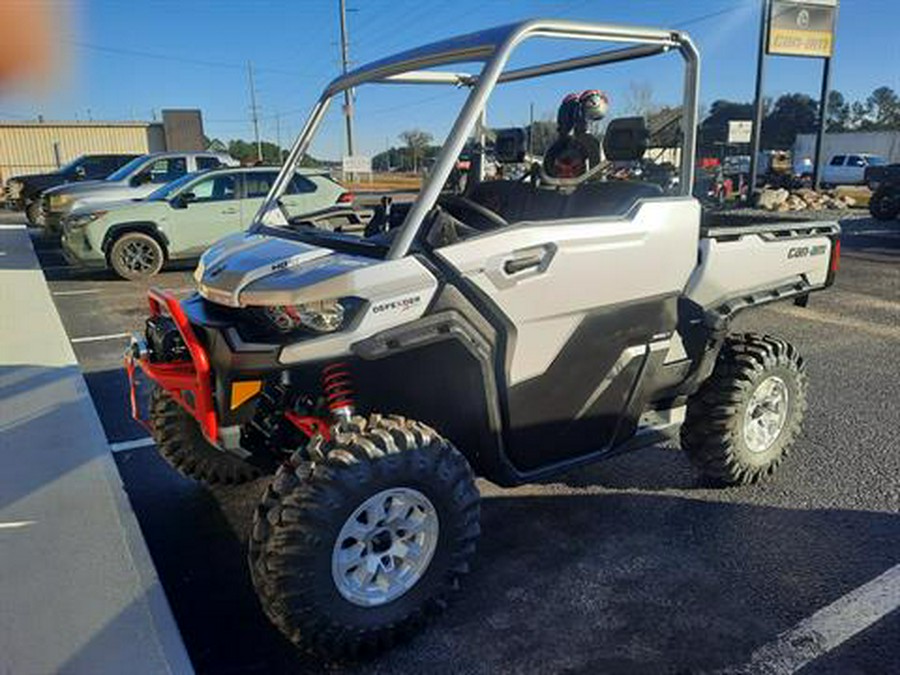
[437,193,508,232]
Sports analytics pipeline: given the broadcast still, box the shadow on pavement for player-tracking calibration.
[115,441,900,675]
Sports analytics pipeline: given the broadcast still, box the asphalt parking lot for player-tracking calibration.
[11,211,900,674]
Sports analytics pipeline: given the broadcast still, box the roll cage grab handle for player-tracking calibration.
[251,19,700,259]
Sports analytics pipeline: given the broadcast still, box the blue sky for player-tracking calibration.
[2,0,898,159]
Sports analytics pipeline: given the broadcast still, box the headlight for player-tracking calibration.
[49,193,73,210]
[251,298,361,335]
[65,210,107,229]
[5,180,22,197]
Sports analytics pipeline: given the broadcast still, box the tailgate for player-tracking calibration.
[686,221,840,311]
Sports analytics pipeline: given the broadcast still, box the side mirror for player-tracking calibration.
[172,192,195,208]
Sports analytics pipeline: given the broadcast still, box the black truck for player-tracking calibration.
[865,162,900,220]
[3,153,139,225]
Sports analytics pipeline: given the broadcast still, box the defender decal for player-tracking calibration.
[372,295,422,314]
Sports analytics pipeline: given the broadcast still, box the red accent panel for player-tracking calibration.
[284,410,331,441]
[830,238,841,273]
[125,287,219,444]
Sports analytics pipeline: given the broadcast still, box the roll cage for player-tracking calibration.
[252,18,700,260]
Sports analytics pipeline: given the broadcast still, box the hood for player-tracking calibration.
[67,198,154,217]
[195,231,376,308]
[42,180,107,197]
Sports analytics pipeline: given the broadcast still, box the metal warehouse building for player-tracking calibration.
[0,109,206,184]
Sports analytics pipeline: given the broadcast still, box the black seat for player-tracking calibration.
[564,181,663,218]
[467,180,568,224]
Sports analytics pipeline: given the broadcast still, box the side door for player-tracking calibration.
[279,173,328,220]
[164,172,241,256]
[824,155,846,184]
[845,155,866,184]
[435,196,699,472]
[133,156,189,196]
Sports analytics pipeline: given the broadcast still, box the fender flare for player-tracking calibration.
[101,221,170,259]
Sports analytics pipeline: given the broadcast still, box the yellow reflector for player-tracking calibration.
[230,380,262,410]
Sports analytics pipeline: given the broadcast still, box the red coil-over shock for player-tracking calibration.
[322,362,355,420]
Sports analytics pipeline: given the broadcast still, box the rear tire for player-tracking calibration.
[681,333,807,485]
[109,231,165,280]
[869,189,900,221]
[25,200,44,227]
[249,414,480,658]
[150,387,262,485]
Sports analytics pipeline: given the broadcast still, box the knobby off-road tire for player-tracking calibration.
[249,413,480,658]
[869,188,900,221]
[681,333,808,485]
[150,387,262,485]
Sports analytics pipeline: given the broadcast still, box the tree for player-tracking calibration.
[868,86,900,130]
[826,90,850,132]
[761,93,818,149]
[698,99,754,151]
[526,119,557,156]
[399,129,433,173]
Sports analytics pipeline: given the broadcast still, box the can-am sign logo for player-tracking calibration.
[767,0,837,58]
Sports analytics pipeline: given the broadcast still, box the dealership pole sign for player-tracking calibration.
[767,0,838,58]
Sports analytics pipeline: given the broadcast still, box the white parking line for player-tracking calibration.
[110,437,156,453]
[52,289,101,297]
[0,224,27,230]
[721,563,900,674]
[70,332,130,344]
[0,520,36,530]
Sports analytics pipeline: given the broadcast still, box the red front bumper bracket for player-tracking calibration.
[125,288,219,444]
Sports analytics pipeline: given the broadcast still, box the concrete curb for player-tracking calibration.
[0,223,193,674]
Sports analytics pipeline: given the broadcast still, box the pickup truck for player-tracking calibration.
[3,153,138,225]
[821,153,887,186]
[40,151,237,232]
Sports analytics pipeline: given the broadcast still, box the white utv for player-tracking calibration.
[125,19,841,658]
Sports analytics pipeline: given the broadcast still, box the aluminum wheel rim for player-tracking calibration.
[119,240,158,273]
[743,375,789,453]
[331,487,439,607]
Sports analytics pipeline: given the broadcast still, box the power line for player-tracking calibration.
[66,39,303,77]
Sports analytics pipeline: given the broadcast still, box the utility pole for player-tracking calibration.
[748,0,771,197]
[275,112,282,164]
[529,102,535,156]
[339,0,355,160]
[248,61,262,163]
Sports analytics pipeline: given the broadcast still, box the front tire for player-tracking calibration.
[26,200,45,227]
[109,231,165,280]
[249,414,480,658]
[869,189,900,221]
[150,388,262,485]
[681,333,807,485]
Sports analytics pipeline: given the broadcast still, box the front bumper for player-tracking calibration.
[61,229,106,268]
[125,289,219,442]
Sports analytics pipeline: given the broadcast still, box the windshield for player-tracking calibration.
[146,172,201,200]
[106,155,150,182]
[867,156,886,166]
[59,155,87,174]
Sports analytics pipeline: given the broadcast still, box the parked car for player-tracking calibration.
[41,151,237,232]
[3,153,139,225]
[821,153,886,186]
[61,166,351,279]
[864,162,900,220]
